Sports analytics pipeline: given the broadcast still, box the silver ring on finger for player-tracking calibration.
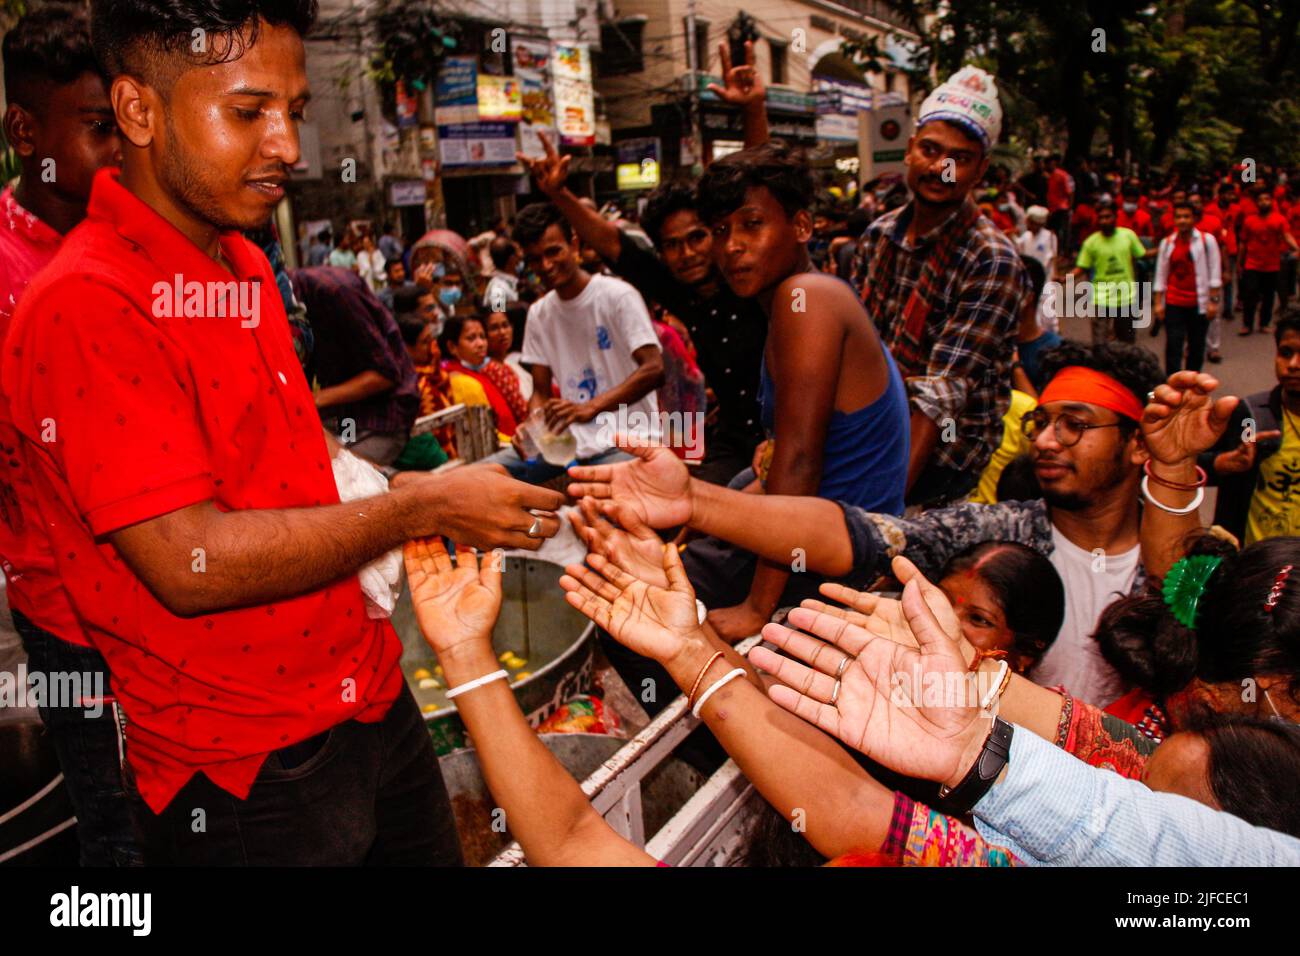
[830,679,842,707]
[834,655,852,680]
[527,516,543,538]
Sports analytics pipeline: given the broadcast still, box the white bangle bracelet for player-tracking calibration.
[445,668,509,700]
[979,660,1010,711]
[1141,475,1205,515]
[692,667,746,718]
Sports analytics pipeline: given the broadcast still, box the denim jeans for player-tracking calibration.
[482,445,631,485]
[126,682,464,865]
[13,608,143,866]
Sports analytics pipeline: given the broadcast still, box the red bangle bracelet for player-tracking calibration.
[1143,460,1207,491]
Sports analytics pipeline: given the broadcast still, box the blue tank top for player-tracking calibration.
[759,344,910,515]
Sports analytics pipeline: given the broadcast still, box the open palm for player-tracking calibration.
[805,556,970,659]
[404,538,502,660]
[567,439,692,529]
[560,546,701,664]
[569,497,669,588]
[1142,371,1238,465]
[750,570,985,787]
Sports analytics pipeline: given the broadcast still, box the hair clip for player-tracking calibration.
[1264,565,1293,614]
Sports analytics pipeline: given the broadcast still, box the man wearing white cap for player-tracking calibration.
[852,65,1032,507]
[1018,205,1060,334]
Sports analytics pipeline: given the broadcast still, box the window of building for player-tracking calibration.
[685,19,711,72]
[768,39,787,84]
[596,19,645,76]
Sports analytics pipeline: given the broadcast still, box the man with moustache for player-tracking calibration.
[3,0,565,864]
[852,66,1032,507]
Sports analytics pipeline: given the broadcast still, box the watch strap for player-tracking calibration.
[936,717,1014,815]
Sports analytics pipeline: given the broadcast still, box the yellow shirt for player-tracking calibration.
[1246,408,1300,544]
[969,390,1037,505]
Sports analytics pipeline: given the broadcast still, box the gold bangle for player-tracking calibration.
[686,651,724,711]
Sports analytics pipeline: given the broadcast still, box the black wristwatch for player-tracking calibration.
[936,717,1014,815]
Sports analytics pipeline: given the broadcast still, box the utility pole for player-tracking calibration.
[685,0,703,174]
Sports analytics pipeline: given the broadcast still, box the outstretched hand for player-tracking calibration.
[1141,370,1239,466]
[560,542,702,665]
[404,538,503,661]
[567,436,693,529]
[749,560,991,789]
[802,556,971,660]
[569,496,670,589]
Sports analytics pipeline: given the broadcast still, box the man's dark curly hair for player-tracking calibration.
[1037,339,1164,432]
[513,201,573,249]
[3,2,102,106]
[640,182,697,248]
[90,0,317,88]
[695,141,814,225]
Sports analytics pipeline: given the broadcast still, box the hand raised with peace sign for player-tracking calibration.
[516,130,571,197]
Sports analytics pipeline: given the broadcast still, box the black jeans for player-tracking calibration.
[126,682,463,865]
[1164,304,1208,374]
[13,608,143,866]
[1241,269,1279,331]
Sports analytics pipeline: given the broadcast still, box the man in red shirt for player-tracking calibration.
[0,3,136,866]
[5,0,565,864]
[1045,153,1073,250]
[1238,184,1299,334]
[1117,186,1155,239]
[1282,182,1300,310]
[1153,200,1222,374]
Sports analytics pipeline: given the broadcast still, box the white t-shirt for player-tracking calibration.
[1029,526,1139,708]
[521,273,661,459]
[1016,228,1058,274]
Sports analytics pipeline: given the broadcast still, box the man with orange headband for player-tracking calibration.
[570,341,1170,708]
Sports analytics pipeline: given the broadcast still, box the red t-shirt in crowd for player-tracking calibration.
[1046,168,1072,212]
[1165,234,1199,308]
[1199,210,1234,256]
[1071,202,1097,242]
[3,169,403,813]
[1240,211,1293,272]
[1117,206,1154,238]
[0,187,88,645]
[1285,200,1300,241]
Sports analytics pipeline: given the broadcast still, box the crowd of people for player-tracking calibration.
[2,0,1300,869]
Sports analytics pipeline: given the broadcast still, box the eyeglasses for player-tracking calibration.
[1020,409,1126,448]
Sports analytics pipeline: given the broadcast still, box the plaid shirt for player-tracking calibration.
[852,197,1031,474]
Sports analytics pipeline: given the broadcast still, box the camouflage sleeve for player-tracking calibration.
[835,498,1053,580]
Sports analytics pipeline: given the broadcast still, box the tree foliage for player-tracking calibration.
[842,0,1300,171]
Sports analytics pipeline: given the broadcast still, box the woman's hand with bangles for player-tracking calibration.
[404,537,502,663]
[560,542,704,666]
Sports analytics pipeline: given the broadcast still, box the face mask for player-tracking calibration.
[1122,202,1137,213]
[439,287,463,308]
[997,203,1011,211]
